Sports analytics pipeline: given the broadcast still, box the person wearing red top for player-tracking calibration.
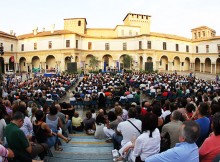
[199,112,220,162]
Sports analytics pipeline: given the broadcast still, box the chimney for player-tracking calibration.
[42,27,45,32]
[10,30,13,35]
[33,27,38,35]
[51,24,55,33]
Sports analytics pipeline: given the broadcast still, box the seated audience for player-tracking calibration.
[199,112,220,162]
[145,120,200,162]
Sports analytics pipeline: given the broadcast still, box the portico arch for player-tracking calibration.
[195,58,200,72]
[102,54,113,71]
[217,58,220,74]
[184,57,190,71]
[160,55,168,71]
[46,55,56,71]
[173,56,180,71]
[19,57,27,72]
[205,58,211,73]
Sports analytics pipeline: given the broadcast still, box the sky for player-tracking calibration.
[0,0,219,38]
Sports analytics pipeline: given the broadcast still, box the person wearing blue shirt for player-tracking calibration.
[195,102,210,147]
[145,120,200,162]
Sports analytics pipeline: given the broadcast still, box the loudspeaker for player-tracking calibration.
[67,62,77,73]
[145,62,153,71]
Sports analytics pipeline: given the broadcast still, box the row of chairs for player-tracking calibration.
[70,100,98,108]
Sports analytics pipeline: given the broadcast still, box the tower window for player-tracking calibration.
[78,21,81,26]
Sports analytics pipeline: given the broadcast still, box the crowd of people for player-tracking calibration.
[0,71,220,162]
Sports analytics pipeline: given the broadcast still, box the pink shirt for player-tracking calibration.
[199,134,220,162]
[0,144,8,162]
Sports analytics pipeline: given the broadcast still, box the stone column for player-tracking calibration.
[30,63,32,73]
[4,64,7,73]
[200,63,202,72]
[203,63,205,73]
[168,62,172,71]
[214,64,217,74]
[155,61,160,71]
[211,64,213,74]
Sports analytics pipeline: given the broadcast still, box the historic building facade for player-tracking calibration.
[0,13,220,74]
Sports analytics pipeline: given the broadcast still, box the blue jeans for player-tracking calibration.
[112,133,123,150]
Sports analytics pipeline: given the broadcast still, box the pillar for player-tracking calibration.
[203,63,205,73]
[4,64,7,73]
[211,64,213,74]
[214,64,216,74]
[168,62,173,71]
[200,63,202,72]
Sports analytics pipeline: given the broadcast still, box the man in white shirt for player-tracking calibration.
[112,107,142,149]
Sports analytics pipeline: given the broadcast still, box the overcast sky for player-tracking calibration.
[0,0,219,38]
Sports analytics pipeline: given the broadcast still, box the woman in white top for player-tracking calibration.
[124,113,160,162]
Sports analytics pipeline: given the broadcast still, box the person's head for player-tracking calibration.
[142,113,158,137]
[49,106,58,115]
[16,104,28,117]
[152,104,162,117]
[35,110,45,122]
[198,102,209,116]
[96,113,105,125]
[171,110,182,121]
[128,107,137,118]
[169,102,178,112]
[179,120,200,143]
[212,112,220,136]
[211,104,220,115]
[74,112,79,118]
[115,106,123,116]
[86,111,92,119]
[55,104,61,112]
[107,111,117,122]
[12,111,25,128]
[185,103,195,113]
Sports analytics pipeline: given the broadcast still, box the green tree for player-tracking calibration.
[123,55,133,69]
[89,56,99,70]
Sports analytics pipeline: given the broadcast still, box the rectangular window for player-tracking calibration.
[198,32,201,38]
[139,41,142,50]
[203,31,205,37]
[129,30,132,36]
[194,33,197,39]
[11,44,13,52]
[78,21,81,26]
[34,42,37,50]
[88,42,92,50]
[218,44,220,54]
[66,40,70,48]
[48,41,52,49]
[123,42,127,50]
[206,45,209,53]
[76,40,78,48]
[176,44,179,51]
[186,45,189,52]
[105,43,109,50]
[196,46,199,53]
[147,41,151,49]
[163,42,167,50]
[21,44,24,51]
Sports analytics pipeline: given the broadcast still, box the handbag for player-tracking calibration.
[160,132,171,153]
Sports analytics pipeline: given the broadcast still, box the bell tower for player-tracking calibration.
[123,13,151,34]
[64,18,87,34]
